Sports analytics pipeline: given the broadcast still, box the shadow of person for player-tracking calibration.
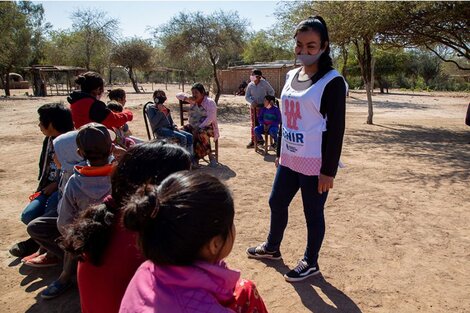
[25,286,81,313]
[18,263,61,290]
[258,259,362,313]
[197,162,237,181]
[292,274,362,313]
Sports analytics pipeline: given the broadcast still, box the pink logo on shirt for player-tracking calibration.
[284,100,301,130]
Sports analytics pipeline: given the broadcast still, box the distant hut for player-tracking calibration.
[25,65,86,96]
[217,60,298,97]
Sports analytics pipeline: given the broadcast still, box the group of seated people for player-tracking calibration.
[145,83,219,167]
[9,71,268,313]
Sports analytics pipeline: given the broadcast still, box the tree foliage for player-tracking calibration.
[380,1,470,70]
[158,10,248,103]
[70,8,119,71]
[0,1,33,96]
[111,38,154,93]
[242,30,292,64]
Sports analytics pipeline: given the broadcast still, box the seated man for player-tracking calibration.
[146,90,193,155]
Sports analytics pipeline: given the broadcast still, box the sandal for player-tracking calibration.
[41,280,72,299]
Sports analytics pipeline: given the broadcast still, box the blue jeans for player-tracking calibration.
[266,165,328,265]
[155,128,193,153]
[254,125,278,142]
[21,191,59,225]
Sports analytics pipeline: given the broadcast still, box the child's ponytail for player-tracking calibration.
[123,184,159,231]
[61,200,117,265]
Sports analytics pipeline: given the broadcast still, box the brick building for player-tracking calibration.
[217,60,298,97]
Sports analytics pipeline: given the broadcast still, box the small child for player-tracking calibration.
[120,171,268,313]
[146,89,193,154]
[9,103,74,259]
[254,95,281,147]
[107,89,136,149]
[31,122,114,299]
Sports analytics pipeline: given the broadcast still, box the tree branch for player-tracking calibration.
[425,44,470,71]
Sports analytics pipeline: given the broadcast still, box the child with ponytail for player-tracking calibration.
[62,141,191,313]
[120,171,268,313]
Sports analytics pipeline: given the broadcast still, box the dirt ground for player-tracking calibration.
[0,84,469,313]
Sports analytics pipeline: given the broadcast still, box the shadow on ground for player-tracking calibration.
[260,259,362,313]
[346,123,470,184]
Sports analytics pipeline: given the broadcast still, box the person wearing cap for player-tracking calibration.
[245,69,275,148]
[26,122,115,299]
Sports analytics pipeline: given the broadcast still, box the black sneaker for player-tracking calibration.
[284,259,320,282]
[9,238,39,258]
[246,242,281,260]
[256,139,265,146]
[246,141,255,149]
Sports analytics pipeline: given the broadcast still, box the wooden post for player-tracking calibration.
[182,71,184,92]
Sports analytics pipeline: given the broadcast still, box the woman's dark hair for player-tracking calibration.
[191,83,209,96]
[107,102,123,112]
[294,16,333,74]
[108,88,126,101]
[61,141,191,265]
[75,71,104,94]
[37,103,74,134]
[265,95,279,107]
[124,171,234,266]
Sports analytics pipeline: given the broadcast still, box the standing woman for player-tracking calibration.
[67,72,133,129]
[176,83,219,167]
[247,16,347,282]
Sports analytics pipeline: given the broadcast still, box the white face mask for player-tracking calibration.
[250,75,257,82]
[296,49,324,66]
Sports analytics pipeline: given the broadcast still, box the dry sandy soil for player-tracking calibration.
[0,84,469,313]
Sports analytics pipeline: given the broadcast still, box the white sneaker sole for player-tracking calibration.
[246,249,282,260]
[284,269,320,282]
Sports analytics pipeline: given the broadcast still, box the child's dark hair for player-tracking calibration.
[294,16,333,73]
[75,71,104,94]
[265,95,279,107]
[191,83,209,96]
[108,88,126,102]
[153,89,166,99]
[37,103,74,134]
[62,141,191,265]
[107,102,123,112]
[124,171,234,266]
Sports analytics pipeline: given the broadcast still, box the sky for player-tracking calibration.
[36,0,282,39]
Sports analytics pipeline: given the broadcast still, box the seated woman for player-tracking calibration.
[176,83,219,167]
[146,90,193,155]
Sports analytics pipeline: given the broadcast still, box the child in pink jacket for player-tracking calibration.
[120,171,268,313]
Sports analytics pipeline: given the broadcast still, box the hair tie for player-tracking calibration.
[149,193,160,219]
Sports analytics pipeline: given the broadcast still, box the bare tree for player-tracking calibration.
[70,8,119,71]
[158,11,247,104]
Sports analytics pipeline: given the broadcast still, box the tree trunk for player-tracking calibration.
[365,82,373,124]
[354,38,374,124]
[209,52,220,104]
[371,56,376,93]
[340,44,349,82]
[128,67,140,93]
[4,71,11,97]
[0,73,6,97]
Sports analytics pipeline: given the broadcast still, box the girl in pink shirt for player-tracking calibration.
[120,171,268,313]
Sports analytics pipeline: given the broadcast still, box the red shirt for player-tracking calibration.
[67,92,133,129]
[77,210,144,313]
